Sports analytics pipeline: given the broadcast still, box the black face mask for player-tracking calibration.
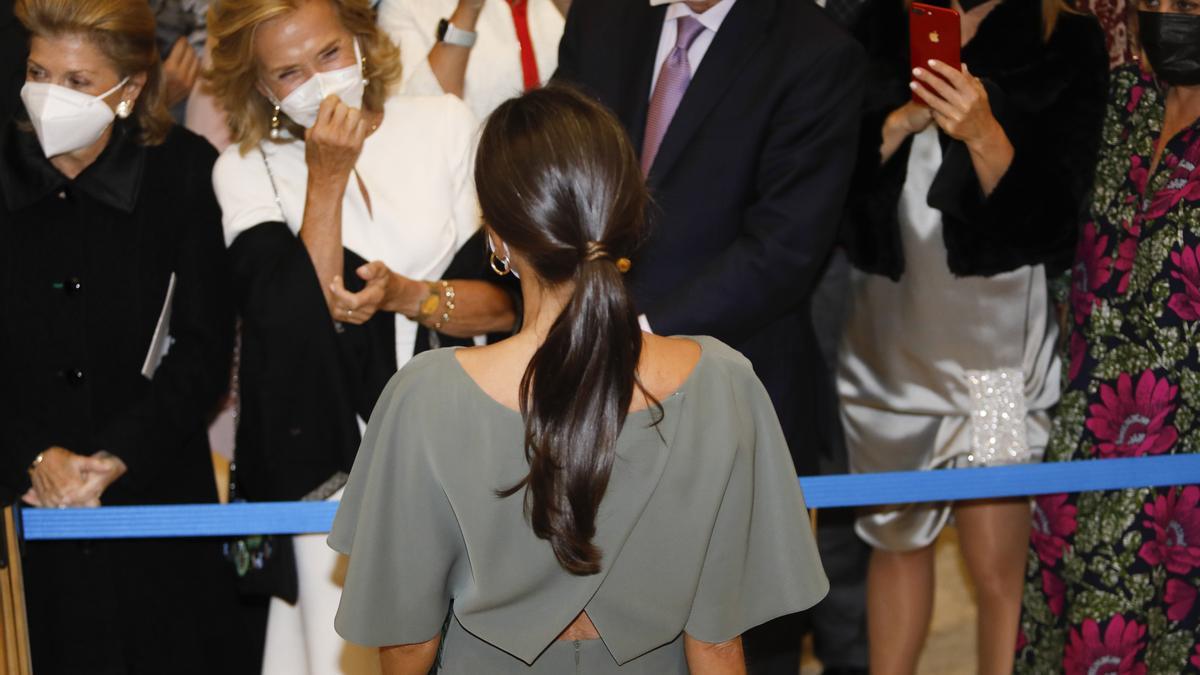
[1139,11,1200,87]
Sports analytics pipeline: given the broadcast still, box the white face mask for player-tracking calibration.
[20,77,129,158]
[273,40,366,129]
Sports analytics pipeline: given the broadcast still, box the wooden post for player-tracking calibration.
[0,506,31,675]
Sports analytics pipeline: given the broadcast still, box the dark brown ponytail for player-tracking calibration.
[476,86,651,576]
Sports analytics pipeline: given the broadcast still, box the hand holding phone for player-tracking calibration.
[909,2,961,104]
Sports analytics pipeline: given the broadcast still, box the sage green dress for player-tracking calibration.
[328,336,828,673]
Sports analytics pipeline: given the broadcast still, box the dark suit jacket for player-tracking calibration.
[555,0,866,475]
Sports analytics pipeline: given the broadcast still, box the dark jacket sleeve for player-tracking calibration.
[839,0,913,280]
[227,219,385,495]
[93,133,235,494]
[644,38,867,343]
[934,15,1109,277]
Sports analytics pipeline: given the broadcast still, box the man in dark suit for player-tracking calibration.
[555,0,865,671]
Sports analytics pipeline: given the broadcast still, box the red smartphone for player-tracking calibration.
[909,2,961,104]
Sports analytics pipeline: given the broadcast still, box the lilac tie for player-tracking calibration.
[641,16,706,176]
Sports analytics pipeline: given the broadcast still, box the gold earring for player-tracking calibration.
[269,104,281,140]
[115,100,132,119]
[490,250,511,276]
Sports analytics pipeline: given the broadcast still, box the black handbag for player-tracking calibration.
[222,460,299,604]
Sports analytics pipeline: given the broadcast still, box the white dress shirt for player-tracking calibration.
[212,94,480,367]
[648,0,739,97]
[378,0,565,122]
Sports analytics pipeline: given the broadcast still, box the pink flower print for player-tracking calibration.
[1063,615,1147,675]
[1139,486,1200,574]
[1068,331,1087,383]
[1130,155,1151,194]
[1031,494,1077,566]
[1085,370,1178,458]
[1115,237,1137,295]
[1015,628,1028,652]
[1192,643,1200,669]
[1126,84,1144,113]
[1168,245,1200,321]
[1043,569,1066,616]
[1144,142,1200,220]
[1071,225,1112,323]
[1165,579,1197,622]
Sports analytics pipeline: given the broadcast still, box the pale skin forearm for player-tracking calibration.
[965,122,1014,196]
[386,276,516,337]
[425,1,483,98]
[380,637,440,675]
[299,173,349,309]
[684,634,747,674]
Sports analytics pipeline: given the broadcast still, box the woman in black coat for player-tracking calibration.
[0,0,251,672]
[837,0,1108,672]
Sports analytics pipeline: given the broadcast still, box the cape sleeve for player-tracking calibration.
[683,360,829,643]
[329,360,461,647]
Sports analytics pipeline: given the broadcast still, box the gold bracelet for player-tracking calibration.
[416,282,442,324]
[432,281,456,332]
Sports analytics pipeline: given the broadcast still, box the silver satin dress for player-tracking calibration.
[837,127,1061,552]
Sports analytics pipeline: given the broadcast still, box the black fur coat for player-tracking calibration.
[841,0,1109,279]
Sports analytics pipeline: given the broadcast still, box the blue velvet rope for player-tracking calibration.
[20,455,1200,541]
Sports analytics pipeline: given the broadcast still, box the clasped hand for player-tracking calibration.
[330,261,428,325]
[23,447,127,508]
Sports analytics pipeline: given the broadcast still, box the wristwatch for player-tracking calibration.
[437,19,478,48]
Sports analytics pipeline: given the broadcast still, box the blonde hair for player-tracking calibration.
[14,0,172,145]
[207,0,402,154]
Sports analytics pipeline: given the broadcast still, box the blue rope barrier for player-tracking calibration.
[21,455,1200,541]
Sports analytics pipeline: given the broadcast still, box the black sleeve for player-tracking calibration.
[93,136,236,494]
[932,16,1110,277]
[838,0,915,280]
[644,38,868,343]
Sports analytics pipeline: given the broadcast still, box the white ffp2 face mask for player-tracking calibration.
[275,40,366,129]
[20,77,129,158]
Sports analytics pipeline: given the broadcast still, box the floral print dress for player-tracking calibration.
[1016,64,1200,674]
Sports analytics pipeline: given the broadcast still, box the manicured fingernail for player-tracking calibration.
[912,68,922,76]
[909,81,919,90]
[928,59,937,67]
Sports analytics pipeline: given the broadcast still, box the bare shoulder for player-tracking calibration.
[637,335,703,402]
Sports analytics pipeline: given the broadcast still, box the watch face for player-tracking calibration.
[437,18,449,41]
[421,293,441,317]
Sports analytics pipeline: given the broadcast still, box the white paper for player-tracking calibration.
[141,272,176,379]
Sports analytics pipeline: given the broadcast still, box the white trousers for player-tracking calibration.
[261,493,381,675]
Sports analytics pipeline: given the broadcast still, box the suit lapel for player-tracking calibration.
[619,1,666,155]
[647,0,772,182]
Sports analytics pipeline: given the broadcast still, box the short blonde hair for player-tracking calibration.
[15,0,172,145]
[207,0,402,154]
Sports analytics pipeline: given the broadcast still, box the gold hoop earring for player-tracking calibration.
[490,251,511,276]
[269,104,281,140]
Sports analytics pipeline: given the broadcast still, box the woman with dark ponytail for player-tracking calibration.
[328,86,828,674]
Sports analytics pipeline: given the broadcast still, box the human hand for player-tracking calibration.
[911,61,1004,151]
[24,447,125,508]
[305,96,369,189]
[884,100,934,139]
[330,261,419,325]
[162,37,201,108]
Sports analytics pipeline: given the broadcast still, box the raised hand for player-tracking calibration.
[304,95,369,189]
[162,37,201,108]
[910,61,1003,149]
